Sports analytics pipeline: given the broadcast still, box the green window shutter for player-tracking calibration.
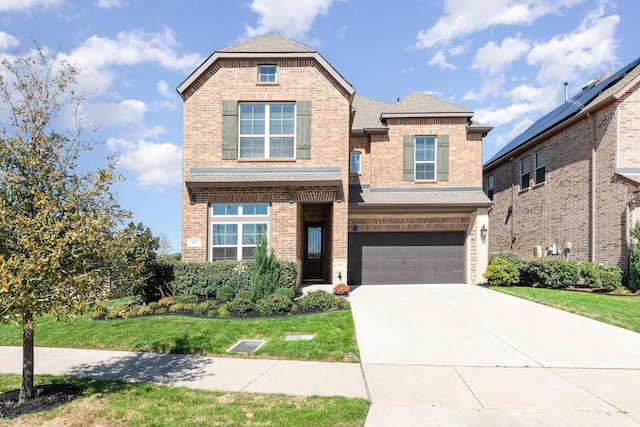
[222,100,238,159]
[437,134,449,181]
[403,135,415,181]
[296,100,311,159]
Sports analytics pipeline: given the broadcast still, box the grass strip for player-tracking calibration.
[0,310,359,362]
[0,374,370,427]
[491,286,640,333]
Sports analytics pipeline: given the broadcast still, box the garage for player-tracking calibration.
[348,231,465,285]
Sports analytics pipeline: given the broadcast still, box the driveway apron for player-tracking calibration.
[349,284,640,426]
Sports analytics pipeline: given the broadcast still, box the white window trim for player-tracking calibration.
[350,151,361,174]
[415,136,437,181]
[210,204,271,261]
[258,65,277,83]
[238,103,296,159]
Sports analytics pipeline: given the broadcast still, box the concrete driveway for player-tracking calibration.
[349,284,640,426]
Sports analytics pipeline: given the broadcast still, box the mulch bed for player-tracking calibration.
[0,384,82,419]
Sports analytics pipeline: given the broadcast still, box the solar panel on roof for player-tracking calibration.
[485,56,640,166]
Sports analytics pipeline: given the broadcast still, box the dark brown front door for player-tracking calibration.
[304,223,325,280]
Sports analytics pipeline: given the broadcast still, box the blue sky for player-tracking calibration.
[1,0,638,252]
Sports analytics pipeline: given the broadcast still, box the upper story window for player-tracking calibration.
[535,149,546,184]
[520,156,531,189]
[210,203,270,261]
[487,174,494,201]
[258,65,276,83]
[350,151,361,174]
[239,103,295,159]
[415,136,436,180]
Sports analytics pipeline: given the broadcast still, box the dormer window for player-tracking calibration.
[258,65,277,83]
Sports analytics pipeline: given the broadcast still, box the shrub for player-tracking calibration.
[488,251,521,266]
[483,258,519,286]
[236,290,254,300]
[216,285,236,302]
[519,259,552,288]
[157,297,173,307]
[580,262,602,288]
[275,287,295,301]
[169,303,185,313]
[194,301,213,315]
[173,294,198,304]
[256,294,293,316]
[630,221,640,292]
[333,283,350,295]
[227,295,255,315]
[92,305,109,319]
[134,305,153,316]
[600,266,623,292]
[218,304,230,318]
[553,259,580,288]
[277,261,298,289]
[250,236,280,300]
[297,290,339,311]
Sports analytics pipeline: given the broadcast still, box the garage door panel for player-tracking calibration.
[348,232,465,285]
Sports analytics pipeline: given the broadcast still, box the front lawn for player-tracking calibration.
[491,286,640,333]
[0,310,359,362]
[0,374,370,426]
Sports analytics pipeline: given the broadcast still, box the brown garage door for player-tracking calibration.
[348,232,465,285]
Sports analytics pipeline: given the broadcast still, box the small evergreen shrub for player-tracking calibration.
[216,285,236,302]
[169,303,185,313]
[274,287,295,301]
[92,305,109,319]
[218,304,230,318]
[194,301,213,315]
[250,236,280,300]
[600,266,623,291]
[297,290,339,311]
[135,305,153,316]
[256,294,293,316]
[277,261,298,289]
[488,251,521,266]
[227,295,255,315]
[173,294,198,304]
[236,290,254,300]
[580,262,602,288]
[483,258,519,286]
[553,259,580,288]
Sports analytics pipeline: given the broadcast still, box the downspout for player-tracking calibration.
[589,112,596,262]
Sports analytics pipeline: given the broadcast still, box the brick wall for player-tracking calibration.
[486,89,638,270]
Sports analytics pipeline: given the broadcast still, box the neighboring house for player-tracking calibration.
[177,34,492,286]
[483,57,640,273]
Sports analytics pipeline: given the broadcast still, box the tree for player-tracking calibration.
[249,235,280,300]
[0,47,130,401]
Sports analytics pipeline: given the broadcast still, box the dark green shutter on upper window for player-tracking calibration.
[403,135,415,181]
[296,100,311,159]
[222,100,238,159]
[437,134,449,181]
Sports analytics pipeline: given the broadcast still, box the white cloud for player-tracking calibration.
[84,99,147,128]
[0,32,20,50]
[428,50,456,69]
[415,0,586,49]
[472,36,530,75]
[107,138,182,188]
[528,4,619,85]
[244,0,335,39]
[96,0,123,8]
[0,0,62,12]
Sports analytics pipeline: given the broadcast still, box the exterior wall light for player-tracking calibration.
[480,225,488,242]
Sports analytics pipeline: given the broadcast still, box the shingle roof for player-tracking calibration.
[186,167,342,187]
[351,95,393,131]
[349,185,491,208]
[382,91,473,118]
[485,56,640,167]
[218,33,315,53]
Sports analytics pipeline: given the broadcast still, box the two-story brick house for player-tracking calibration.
[483,57,640,273]
[178,34,491,286]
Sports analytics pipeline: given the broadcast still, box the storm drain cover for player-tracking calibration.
[227,339,266,354]
[284,335,315,341]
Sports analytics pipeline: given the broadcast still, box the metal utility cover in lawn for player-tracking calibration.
[284,335,315,341]
[227,340,266,354]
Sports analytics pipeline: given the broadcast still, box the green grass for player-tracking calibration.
[0,311,359,362]
[0,374,370,426]
[491,286,640,333]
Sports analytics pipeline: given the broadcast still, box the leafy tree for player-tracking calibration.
[113,222,160,300]
[630,221,640,291]
[0,48,130,401]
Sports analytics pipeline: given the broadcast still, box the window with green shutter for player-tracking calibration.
[403,134,449,181]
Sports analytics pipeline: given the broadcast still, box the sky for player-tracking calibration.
[1,0,638,252]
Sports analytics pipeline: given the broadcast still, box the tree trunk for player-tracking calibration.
[19,310,34,402]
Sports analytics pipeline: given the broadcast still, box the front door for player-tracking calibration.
[304,223,325,280]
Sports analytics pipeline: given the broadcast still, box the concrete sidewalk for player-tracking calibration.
[0,346,369,399]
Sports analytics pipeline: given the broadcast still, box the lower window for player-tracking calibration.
[210,203,270,261]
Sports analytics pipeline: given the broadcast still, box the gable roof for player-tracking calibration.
[351,95,393,131]
[177,33,355,99]
[381,91,473,119]
[485,56,640,168]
